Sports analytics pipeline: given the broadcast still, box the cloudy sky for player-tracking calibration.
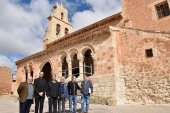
[0,0,121,73]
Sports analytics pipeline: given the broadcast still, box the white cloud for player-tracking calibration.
[0,0,52,56]
[0,0,122,72]
[0,0,54,72]
[71,0,122,30]
[0,55,17,72]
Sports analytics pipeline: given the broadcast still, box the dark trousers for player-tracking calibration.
[49,97,60,113]
[59,98,66,113]
[20,99,32,113]
[35,96,45,113]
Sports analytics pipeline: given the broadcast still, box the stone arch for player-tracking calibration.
[69,49,80,78]
[69,48,80,60]
[39,59,53,81]
[81,44,95,56]
[83,49,94,76]
[59,51,68,61]
[39,59,53,71]
[59,51,69,78]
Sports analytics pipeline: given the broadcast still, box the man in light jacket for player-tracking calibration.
[81,75,93,113]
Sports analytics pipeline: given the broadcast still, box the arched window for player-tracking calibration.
[62,56,68,78]
[72,54,79,78]
[61,12,64,20]
[65,28,69,35]
[56,24,61,35]
[84,49,94,76]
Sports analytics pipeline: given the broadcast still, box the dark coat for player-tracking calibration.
[46,80,60,98]
[81,80,93,96]
[67,81,80,95]
[34,77,47,97]
[17,82,34,103]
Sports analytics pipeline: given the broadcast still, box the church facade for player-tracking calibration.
[16,0,170,105]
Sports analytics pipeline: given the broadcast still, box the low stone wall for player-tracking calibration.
[90,75,116,105]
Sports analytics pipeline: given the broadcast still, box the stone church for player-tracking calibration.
[16,0,170,105]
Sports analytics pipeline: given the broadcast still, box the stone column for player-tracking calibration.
[58,61,62,78]
[91,54,96,76]
[67,58,72,80]
[78,57,84,80]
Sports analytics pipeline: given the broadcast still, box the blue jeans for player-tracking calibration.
[81,95,90,113]
[69,95,77,113]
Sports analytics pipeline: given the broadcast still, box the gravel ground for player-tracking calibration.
[0,95,170,113]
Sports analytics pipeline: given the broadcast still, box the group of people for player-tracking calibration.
[17,72,93,113]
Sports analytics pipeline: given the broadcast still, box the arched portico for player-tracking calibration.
[81,44,95,76]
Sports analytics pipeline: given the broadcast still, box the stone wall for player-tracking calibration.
[0,66,12,95]
[121,0,170,32]
[118,28,170,104]
[90,75,116,105]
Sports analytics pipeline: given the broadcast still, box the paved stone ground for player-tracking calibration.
[0,96,170,113]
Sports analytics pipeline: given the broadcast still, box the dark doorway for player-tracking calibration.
[41,62,52,81]
[84,49,94,76]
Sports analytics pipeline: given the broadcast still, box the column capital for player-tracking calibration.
[79,57,84,62]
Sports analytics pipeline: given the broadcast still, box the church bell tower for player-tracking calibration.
[43,2,72,49]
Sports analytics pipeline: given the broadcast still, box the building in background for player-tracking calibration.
[0,66,13,95]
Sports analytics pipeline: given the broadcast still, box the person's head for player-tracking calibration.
[60,76,65,83]
[27,76,33,83]
[72,76,76,82]
[83,75,89,81]
[52,74,56,81]
[39,72,44,78]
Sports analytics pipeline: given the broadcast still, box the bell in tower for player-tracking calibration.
[43,1,72,49]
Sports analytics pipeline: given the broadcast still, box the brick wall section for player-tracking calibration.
[118,28,170,104]
[0,66,12,95]
[122,0,170,32]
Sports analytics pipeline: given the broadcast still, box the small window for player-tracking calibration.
[61,12,64,20]
[145,49,153,58]
[65,28,69,35]
[56,24,60,35]
[155,1,170,19]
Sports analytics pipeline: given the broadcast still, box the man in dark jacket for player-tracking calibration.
[34,72,47,113]
[59,76,68,113]
[46,74,60,113]
[81,75,93,113]
[67,76,80,113]
[17,76,34,113]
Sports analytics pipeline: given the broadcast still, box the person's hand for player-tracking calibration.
[39,92,43,96]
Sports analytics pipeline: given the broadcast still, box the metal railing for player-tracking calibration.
[59,64,93,78]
